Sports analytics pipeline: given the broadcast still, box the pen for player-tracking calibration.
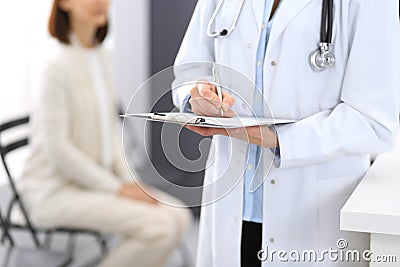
[212,63,224,117]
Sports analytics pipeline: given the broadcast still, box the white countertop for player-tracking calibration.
[341,134,400,236]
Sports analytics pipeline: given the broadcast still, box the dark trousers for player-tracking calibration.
[241,220,262,267]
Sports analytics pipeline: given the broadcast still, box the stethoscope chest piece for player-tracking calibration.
[310,42,336,72]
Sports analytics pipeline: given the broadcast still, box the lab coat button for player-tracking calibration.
[257,60,262,66]
[271,61,277,66]
[247,43,252,48]
[247,164,254,171]
[242,103,247,109]
[262,23,266,30]
[270,179,276,185]
[269,238,275,243]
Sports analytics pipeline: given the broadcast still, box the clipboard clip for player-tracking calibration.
[195,118,206,124]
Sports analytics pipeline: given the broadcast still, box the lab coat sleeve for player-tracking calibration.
[38,60,122,192]
[172,0,216,111]
[275,0,400,169]
[182,94,193,113]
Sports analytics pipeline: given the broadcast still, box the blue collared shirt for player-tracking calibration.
[242,0,282,223]
[181,0,282,223]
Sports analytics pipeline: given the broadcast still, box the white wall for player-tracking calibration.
[0,1,53,119]
[0,0,53,185]
[0,0,151,184]
[113,0,151,169]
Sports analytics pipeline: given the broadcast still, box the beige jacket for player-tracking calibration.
[20,38,137,209]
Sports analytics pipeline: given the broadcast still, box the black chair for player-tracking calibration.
[0,208,14,247]
[0,116,108,265]
[1,207,72,267]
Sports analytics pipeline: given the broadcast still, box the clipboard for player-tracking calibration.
[120,112,295,128]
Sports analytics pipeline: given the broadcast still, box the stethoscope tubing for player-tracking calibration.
[207,0,245,38]
[207,0,336,71]
[320,0,334,44]
[208,0,334,45]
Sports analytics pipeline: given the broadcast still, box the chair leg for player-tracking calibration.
[1,231,14,247]
[98,235,108,256]
[15,202,41,248]
[44,230,54,249]
[0,210,14,246]
[3,246,14,267]
[66,233,76,258]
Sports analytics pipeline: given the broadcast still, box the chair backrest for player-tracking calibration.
[0,116,41,247]
[0,116,29,197]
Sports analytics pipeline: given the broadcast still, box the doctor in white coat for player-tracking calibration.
[172,0,400,266]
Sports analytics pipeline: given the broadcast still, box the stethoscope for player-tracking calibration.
[207,0,336,72]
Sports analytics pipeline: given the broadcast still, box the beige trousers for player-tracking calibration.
[29,185,192,267]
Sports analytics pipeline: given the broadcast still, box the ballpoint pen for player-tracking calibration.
[212,63,224,117]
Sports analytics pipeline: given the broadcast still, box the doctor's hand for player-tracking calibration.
[185,125,279,149]
[118,183,158,205]
[189,80,236,117]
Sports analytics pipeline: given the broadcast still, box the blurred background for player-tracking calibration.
[0,0,208,208]
[0,0,207,266]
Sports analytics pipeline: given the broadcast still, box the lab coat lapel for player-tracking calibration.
[266,0,314,55]
[250,0,266,33]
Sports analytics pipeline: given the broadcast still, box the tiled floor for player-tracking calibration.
[0,218,199,267]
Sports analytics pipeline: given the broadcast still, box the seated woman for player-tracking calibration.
[19,0,192,266]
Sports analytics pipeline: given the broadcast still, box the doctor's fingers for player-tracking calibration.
[195,82,227,109]
[198,85,235,113]
[189,97,223,116]
[190,97,236,117]
[221,90,235,109]
[190,87,236,117]
[200,87,236,114]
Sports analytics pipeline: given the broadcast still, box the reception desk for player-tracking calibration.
[341,134,400,266]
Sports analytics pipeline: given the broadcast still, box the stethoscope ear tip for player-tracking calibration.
[220,29,228,36]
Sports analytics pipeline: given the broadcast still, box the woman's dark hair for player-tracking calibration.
[48,0,108,45]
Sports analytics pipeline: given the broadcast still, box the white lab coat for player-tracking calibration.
[172,0,400,266]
